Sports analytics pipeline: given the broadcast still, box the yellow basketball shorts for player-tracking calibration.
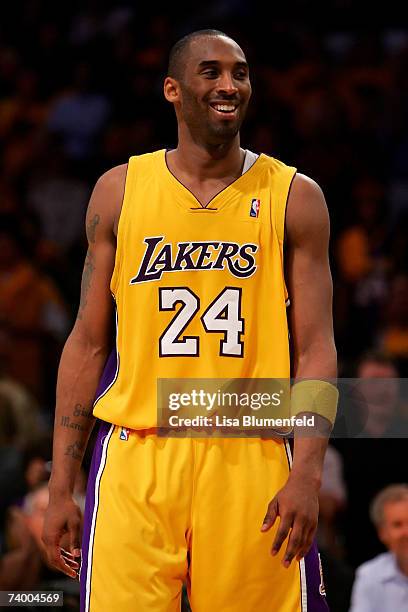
[80,421,328,611]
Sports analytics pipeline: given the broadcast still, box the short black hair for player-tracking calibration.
[168,29,231,81]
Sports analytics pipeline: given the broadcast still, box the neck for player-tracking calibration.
[170,128,245,181]
[396,555,408,577]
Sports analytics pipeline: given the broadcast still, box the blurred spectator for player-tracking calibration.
[0,391,25,521]
[47,61,110,163]
[0,506,42,589]
[318,445,354,612]
[349,484,408,611]
[26,144,89,252]
[0,378,42,446]
[0,215,69,400]
[335,352,408,567]
[21,434,53,495]
[319,444,347,558]
[379,274,408,375]
[335,177,389,358]
[0,69,48,139]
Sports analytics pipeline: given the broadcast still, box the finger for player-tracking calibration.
[282,523,307,567]
[271,514,294,555]
[68,515,82,558]
[61,549,80,569]
[261,498,278,532]
[296,526,316,561]
[51,546,79,578]
[43,534,78,579]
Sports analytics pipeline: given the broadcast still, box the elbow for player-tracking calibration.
[68,321,112,360]
[293,338,337,379]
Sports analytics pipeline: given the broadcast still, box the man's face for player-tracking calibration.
[175,36,252,145]
[379,499,408,563]
[356,361,399,425]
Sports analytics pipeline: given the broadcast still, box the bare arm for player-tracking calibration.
[261,173,337,566]
[43,164,127,577]
[286,173,336,480]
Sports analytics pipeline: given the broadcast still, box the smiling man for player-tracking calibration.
[42,30,337,611]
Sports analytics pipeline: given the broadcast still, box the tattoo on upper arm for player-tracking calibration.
[77,249,95,319]
[87,214,100,243]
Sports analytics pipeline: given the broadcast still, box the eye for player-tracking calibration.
[202,69,218,78]
[234,70,248,80]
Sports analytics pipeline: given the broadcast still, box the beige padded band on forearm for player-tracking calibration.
[291,380,339,426]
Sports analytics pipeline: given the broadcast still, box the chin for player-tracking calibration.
[207,123,240,144]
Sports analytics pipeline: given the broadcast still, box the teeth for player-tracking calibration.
[214,104,236,112]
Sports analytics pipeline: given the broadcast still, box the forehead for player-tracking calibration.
[383,499,408,521]
[186,36,247,68]
[359,361,396,377]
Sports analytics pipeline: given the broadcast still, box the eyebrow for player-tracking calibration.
[198,60,248,69]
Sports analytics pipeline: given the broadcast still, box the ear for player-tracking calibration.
[164,77,180,103]
[378,525,389,548]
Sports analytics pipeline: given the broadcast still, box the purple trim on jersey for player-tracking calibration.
[79,420,111,611]
[94,348,117,399]
[304,541,330,611]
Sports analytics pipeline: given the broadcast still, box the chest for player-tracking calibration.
[175,176,241,208]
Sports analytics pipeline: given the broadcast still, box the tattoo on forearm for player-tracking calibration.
[64,440,85,461]
[77,249,95,319]
[60,416,87,431]
[87,214,100,243]
[73,403,94,418]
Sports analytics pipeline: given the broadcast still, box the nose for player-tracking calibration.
[217,71,238,95]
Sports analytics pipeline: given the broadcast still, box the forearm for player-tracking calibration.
[49,327,109,497]
[290,344,337,487]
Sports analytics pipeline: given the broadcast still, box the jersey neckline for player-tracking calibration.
[156,148,266,213]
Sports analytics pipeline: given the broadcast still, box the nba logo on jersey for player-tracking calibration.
[119,427,130,441]
[250,198,260,218]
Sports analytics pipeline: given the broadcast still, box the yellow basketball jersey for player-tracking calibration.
[93,149,296,428]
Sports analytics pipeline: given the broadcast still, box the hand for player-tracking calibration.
[42,495,83,579]
[260,473,319,568]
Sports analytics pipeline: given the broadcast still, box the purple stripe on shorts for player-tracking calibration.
[79,420,112,611]
[79,351,117,611]
[304,541,330,611]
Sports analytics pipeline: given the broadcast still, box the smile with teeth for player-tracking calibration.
[211,103,237,113]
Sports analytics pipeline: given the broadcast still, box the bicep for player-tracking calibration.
[75,240,115,344]
[73,170,124,347]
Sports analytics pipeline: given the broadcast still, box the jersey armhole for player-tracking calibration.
[274,167,297,306]
[110,157,137,295]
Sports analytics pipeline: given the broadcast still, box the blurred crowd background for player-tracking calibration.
[1,2,408,610]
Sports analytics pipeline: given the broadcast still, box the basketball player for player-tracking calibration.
[43,30,337,611]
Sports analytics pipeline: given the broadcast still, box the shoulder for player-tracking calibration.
[86,164,128,233]
[94,163,128,196]
[356,553,394,580]
[289,172,324,199]
[285,173,330,245]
